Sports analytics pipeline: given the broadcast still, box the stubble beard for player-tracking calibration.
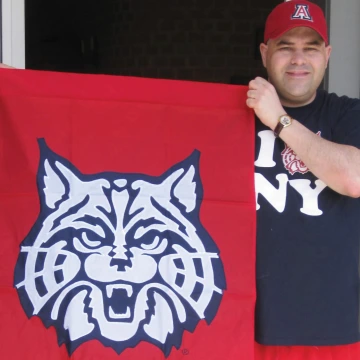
[269,74,317,107]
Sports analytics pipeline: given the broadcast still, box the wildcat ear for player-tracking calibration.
[42,158,66,209]
[37,139,79,209]
[173,165,196,213]
[172,151,201,213]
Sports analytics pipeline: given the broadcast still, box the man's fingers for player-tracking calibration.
[247,90,257,99]
[249,77,273,91]
[246,97,256,108]
[0,63,15,69]
[248,80,258,90]
[254,76,268,84]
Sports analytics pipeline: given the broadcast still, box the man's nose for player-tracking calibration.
[290,50,307,65]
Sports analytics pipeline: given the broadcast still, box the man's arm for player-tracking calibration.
[247,77,360,198]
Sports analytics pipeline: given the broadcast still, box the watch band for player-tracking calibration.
[274,114,293,137]
[274,121,284,137]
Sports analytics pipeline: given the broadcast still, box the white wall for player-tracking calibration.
[328,0,360,98]
[1,0,25,68]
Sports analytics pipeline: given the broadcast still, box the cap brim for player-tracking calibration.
[266,24,328,45]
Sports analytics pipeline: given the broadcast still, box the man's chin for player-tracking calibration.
[277,85,316,107]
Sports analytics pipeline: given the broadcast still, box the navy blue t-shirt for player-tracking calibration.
[255,90,360,345]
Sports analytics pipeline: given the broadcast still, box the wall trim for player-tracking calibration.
[328,0,360,98]
[1,0,25,68]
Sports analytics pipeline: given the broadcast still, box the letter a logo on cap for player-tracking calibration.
[291,5,313,21]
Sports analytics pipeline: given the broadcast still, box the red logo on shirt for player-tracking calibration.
[281,131,321,175]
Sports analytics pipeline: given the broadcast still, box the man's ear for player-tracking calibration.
[259,43,268,68]
[325,45,332,69]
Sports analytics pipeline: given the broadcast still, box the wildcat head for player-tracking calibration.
[14,139,226,356]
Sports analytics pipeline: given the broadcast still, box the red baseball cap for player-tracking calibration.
[264,1,328,45]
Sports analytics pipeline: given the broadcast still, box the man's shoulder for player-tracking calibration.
[321,90,360,110]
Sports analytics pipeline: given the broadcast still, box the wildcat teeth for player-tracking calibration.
[106,284,133,298]
[109,306,131,319]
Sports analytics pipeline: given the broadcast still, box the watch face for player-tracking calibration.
[280,116,292,126]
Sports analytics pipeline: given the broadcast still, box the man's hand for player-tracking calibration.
[247,77,360,198]
[246,77,285,130]
[0,63,15,69]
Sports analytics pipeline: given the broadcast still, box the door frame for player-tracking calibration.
[328,0,360,98]
[1,0,25,68]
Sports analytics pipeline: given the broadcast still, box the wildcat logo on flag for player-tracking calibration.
[0,69,255,359]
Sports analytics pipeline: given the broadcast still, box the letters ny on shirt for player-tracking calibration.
[255,130,326,216]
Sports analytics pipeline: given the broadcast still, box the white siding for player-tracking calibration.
[2,0,25,68]
[328,0,360,98]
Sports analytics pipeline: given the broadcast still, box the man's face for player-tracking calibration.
[260,27,332,107]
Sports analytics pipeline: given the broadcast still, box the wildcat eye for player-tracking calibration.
[141,236,160,250]
[81,232,101,247]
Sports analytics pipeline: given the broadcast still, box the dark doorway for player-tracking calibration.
[25,0,328,85]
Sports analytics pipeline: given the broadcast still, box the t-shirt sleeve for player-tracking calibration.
[331,98,360,148]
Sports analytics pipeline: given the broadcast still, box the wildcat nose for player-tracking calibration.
[109,256,132,271]
[110,245,129,260]
[85,251,157,283]
[109,245,132,271]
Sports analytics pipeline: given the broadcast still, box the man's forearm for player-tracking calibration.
[279,119,360,197]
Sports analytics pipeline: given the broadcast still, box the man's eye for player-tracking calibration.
[279,47,291,51]
[305,47,317,51]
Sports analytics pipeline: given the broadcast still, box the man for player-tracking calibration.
[247,1,360,359]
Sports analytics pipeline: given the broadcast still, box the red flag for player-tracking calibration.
[0,69,255,359]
